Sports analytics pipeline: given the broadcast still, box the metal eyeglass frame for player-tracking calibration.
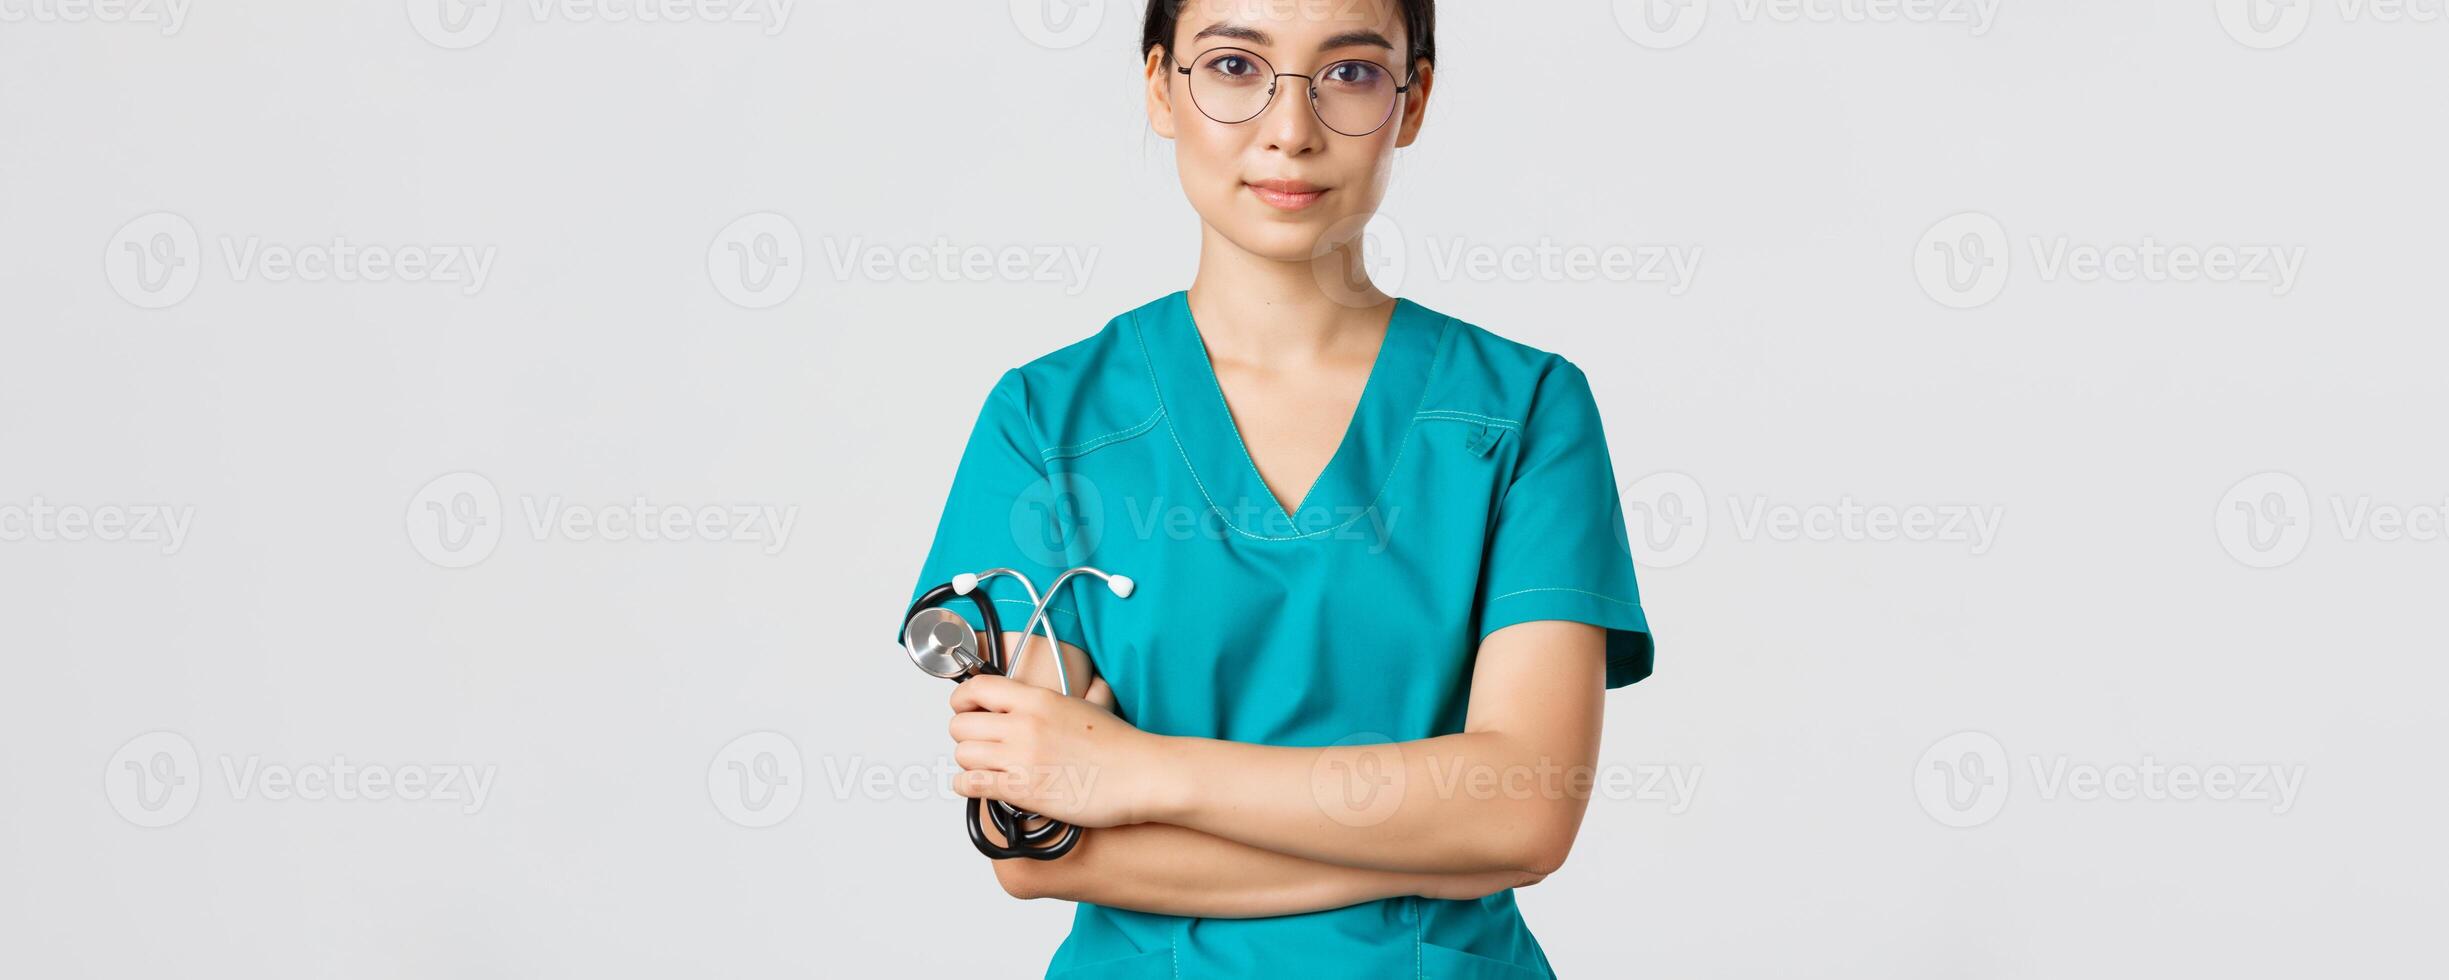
[1175,46,1417,138]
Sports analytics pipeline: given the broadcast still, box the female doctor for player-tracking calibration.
[904,1,1657,976]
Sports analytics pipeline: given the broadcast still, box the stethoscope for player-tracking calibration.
[900,565,1134,861]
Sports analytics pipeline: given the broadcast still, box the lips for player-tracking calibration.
[1245,179,1329,211]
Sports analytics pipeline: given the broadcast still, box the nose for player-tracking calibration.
[1256,75,1326,157]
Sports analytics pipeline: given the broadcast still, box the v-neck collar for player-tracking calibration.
[1134,290,1443,542]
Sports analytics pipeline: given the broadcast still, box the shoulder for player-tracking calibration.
[986,295,1171,456]
[1410,299,1600,431]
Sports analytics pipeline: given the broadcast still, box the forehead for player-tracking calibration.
[1175,0,1407,48]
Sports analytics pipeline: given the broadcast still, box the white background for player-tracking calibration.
[4,1,2446,976]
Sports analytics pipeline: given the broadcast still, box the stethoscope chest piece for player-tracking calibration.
[903,606,985,680]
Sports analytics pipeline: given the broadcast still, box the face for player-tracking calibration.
[1146,0,1432,267]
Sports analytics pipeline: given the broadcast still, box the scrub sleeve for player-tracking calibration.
[1472,360,1656,689]
[899,369,1093,678]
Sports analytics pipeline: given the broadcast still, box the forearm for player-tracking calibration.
[1143,731,1591,876]
[994,820,1537,919]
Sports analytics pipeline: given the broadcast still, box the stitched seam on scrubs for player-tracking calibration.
[1487,586,1640,606]
[1137,306,1460,542]
[1182,308,1306,521]
[1412,409,1521,428]
[992,598,1080,621]
[1039,406,1165,462]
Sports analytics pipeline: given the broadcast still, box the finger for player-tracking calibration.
[1083,677,1117,713]
[953,767,1014,802]
[949,673,1035,714]
[952,739,1010,773]
[948,710,1013,743]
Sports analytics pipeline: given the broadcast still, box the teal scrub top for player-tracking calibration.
[901,291,1656,979]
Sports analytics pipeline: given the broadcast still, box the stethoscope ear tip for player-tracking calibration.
[1107,575,1135,598]
[951,572,979,595]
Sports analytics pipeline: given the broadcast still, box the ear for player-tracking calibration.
[1145,46,1179,140]
[1393,59,1433,149]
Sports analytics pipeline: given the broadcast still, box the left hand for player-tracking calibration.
[949,673,1167,829]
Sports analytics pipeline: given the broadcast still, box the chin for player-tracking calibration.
[1213,214,1341,265]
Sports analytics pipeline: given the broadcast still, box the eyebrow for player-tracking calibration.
[1189,23,1398,52]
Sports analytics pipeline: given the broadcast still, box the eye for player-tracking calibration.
[1323,61,1389,89]
[1201,53,1264,80]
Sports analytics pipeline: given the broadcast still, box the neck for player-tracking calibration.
[1185,222,1395,368]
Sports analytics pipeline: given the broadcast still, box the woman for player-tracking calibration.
[904,1,1656,976]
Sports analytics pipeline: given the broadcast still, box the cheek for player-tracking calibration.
[1172,116,1242,183]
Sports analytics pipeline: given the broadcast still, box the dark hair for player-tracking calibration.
[1142,0,1435,73]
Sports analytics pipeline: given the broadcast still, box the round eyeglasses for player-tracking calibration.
[1176,47,1415,138]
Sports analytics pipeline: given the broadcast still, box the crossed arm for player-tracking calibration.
[949,619,1610,919]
